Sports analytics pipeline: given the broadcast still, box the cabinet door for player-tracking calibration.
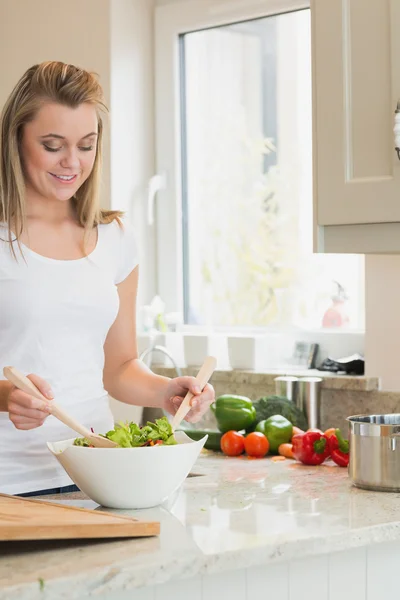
[312,0,400,226]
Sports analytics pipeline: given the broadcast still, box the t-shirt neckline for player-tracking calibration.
[14,225,102,265]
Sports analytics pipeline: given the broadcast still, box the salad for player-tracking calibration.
[73,416,177,448]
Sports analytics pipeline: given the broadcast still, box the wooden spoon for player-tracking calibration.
[171,356,217,431]
[3,366,118,449]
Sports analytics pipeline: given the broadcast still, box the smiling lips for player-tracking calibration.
[49,173,78,184]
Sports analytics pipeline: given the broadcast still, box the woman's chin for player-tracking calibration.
[49,188,78,202]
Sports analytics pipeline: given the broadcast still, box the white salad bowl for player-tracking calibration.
[47,431,207,509]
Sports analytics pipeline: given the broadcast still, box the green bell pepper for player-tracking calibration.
[255,414,293,453]
[212,394,256,433]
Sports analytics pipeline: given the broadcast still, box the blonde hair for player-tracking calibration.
[0,61,122,254]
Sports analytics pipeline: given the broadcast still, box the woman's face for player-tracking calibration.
[20,101,98,203]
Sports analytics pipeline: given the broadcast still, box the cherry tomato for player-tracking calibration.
[244,432,269,458]
[220,431,245,456]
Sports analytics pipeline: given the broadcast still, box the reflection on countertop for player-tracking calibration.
[2,452,400,599]
[165,453,400,554]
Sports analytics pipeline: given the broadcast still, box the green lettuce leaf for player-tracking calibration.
[105,423,134,448]
[73,416,177,448]
[73,437,91,447]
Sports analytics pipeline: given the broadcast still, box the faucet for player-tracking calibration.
[139,345,182,378]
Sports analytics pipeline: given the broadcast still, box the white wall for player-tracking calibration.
[110,0,157,309]
[365,256,400,391]
[108,0,157,423]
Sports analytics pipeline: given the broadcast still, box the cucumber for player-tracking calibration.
[179,429,223,452]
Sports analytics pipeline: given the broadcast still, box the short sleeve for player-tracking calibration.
[115,218,139,284]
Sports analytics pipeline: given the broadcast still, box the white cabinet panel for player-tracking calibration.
[93,542,400,600]
[247,563,289,599]
[367,541,400,600]
[289,555,328,600]
[312,0,400,228]
[202,570,246,600]
[329,547,366,600]
[155,576,202,600]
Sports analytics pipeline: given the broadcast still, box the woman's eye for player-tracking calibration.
[43,144,61,153]
[42,144,94,153]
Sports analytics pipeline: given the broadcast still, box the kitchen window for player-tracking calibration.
[154,0,365,337]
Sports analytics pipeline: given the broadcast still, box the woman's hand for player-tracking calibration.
[7,374,53,430]
[163,376,215,423]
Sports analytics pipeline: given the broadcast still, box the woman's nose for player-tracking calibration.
[60,148,80,170]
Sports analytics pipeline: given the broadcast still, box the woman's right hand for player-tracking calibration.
[7,374,54,430]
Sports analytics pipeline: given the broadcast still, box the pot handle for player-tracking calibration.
[389,433,400,451]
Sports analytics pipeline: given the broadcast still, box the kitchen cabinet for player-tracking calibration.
[312,0,400,253]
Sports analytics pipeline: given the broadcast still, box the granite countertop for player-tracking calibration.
[1,452,399,599]
[154,367,380,392]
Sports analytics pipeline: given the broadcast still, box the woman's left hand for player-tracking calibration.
[163,376,215,423]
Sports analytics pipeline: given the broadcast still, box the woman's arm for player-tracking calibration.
[103,267,214,420]
[103,266,169,407]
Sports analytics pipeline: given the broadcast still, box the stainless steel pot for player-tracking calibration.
[348,414,400,492]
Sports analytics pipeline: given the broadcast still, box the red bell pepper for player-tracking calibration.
[292,431,330,466]
[328,429,349,467]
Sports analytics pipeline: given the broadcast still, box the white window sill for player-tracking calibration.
[137,328,364,373]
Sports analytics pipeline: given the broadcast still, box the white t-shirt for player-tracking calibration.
[0,218,138,495]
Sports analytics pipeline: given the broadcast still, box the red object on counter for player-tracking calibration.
[328,429,350,467]
[220,430,245,456]
[244,432,269,458]
[322,281,350,328]
[322,302,349,328]
[292,431,330,466]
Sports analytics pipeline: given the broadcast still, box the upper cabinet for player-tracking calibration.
[312,0,400,253]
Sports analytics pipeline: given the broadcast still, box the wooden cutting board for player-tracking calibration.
[0,494,160,541]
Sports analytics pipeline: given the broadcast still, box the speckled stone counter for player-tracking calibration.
[153,367,380,392]
[2,452,400,600]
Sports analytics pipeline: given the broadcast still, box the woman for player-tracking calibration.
[0,61,214,496]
